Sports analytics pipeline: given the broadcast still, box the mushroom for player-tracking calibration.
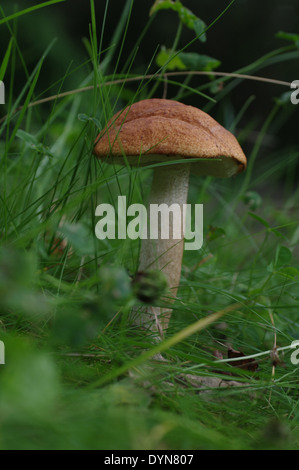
[94,99,247,337]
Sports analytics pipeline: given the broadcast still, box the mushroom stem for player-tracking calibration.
[132,162,190,337]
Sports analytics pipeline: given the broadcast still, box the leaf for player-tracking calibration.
[207,225,226,242]
[268,246,293,274]
[176,4,198,30]
[274,91,293,106]
[16,129,39,146]
[276,31,299,48]
[78,113,102,129]
[267,261,275,274]
[274,245,292,268]
[269,228,286,239]
[150,0,175,16]
[156,49,221,73]
[179,52,221,71]
[58,222,94,256]
[0,38,13,81]
[193,18,207,42]
[150,0,207,40]
[156,47,186,71]
[98,266,132,303]
[0,337,60,414]
[227,347,259,372]
[16,129,54,157]
[276,267,299,280]
[248,211,270,228]
[243,191,262,210]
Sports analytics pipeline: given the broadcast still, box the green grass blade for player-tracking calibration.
[7,57,44,149]
[0,37,13,81]
[88,303,243,388]
[0,0,66,26]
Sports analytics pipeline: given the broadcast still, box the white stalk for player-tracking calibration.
[132,163,190,337]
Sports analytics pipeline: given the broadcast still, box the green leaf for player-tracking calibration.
[248,212,270,228]
[207,225,226,242]
[78,113,102,129]
[98,266,132,303]
[276,31,299,48]
[0,38,13,81]
[176,4,198,30]
[179,52,221,71]
[193,18,207,42]
[156,47,186,70]
[16,129,54,157]
[276,266,299,279]
[156,49,221,72]
[267,261,275,274]
[274,90,293,106]
[58,222,94,256]
[0,337,60,415]
[274,245,292,268]
[269,227,286,239]
[16,129,39,146]
[150,0,207,40]
[243,191,262,211]
[150,0,174,16]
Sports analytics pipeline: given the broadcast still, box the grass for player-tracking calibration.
[0,0,299,450]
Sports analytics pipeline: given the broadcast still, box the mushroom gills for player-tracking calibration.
[106,154,241,178]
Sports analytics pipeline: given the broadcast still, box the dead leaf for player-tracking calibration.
[227,347,259,372]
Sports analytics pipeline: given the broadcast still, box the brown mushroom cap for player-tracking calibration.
[94,99,247,178]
